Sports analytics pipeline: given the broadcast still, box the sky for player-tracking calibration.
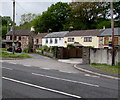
[1,0,71,26]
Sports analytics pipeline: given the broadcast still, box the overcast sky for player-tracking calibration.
[1,0,71,26]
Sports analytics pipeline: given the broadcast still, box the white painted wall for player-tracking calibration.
[42,38,64,47]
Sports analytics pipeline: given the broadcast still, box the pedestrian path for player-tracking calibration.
[58,58,82,64]
[74,64,120,80]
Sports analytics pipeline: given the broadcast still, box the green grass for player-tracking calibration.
[0,48,7,51]
[91,63,120,75]
[0,51,31,58]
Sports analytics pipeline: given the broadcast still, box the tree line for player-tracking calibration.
[2,2,120,39]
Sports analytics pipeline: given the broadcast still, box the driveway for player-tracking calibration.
[1,54,82,74]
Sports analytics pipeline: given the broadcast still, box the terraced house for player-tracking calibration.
[64,29,104,48]
[42,31,69,47]
[6,28,36,49]
[98,28,120,48]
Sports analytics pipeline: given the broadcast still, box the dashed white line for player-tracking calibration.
[2,67,13,70]
[85,74,100,78]
[32,73,99,87]
[40,68,50,70]
[9,62,17,64]
[2,77,81,98]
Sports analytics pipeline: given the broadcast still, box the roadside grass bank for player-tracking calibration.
[0,51,32,58]
[91,63,120,75]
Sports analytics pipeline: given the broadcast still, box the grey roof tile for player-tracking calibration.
[6,30,36,36]
[65,29,104,37]
[99,28,120,36]
[44,31,69,38]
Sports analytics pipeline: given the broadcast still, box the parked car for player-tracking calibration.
[7,46,22,53]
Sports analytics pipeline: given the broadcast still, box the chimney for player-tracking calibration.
[31,26,35,32]
[103,26,105,30]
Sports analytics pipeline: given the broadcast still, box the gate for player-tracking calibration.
[57,47,83,59]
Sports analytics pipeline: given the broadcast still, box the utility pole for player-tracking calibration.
[111,1,115,66]
[12,0,15,54]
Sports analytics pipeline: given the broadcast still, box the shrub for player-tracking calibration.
[42,45,50,52]
[67,44,76,48]
[23,46,29,53]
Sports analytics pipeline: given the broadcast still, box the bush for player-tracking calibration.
[117,62,120,66]
[67,44,76,48]
[50,46,58,57]
[23,46,29,53]
[42,45,50,52]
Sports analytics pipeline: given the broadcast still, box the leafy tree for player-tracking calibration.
[1,16,13,39]
[20,13,36,25]
[69,2,110,30]
[33,2,71,33]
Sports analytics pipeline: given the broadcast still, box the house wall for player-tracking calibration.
[64,36,99,48]
[6,36,11,40]
[42,38,64,47]
[6,35,29,48]
[34,38,42,45]
[99,36,120,48]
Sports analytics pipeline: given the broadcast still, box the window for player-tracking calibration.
[50,39,52,44]
[84,37,92,42]
[19,36,21,40]
[68,38,74,42]
[104,37,109,45]
[36,39,39,44]
[46,39,48,44]
[55,39,58,44]
[14,36,17,40]
[10,36,12,40]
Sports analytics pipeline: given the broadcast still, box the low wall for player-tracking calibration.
[90,48,120,65]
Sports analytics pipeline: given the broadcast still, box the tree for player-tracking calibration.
[33,2,71,33]
[1,16,13,39]
[69,2,110,30]
[20,13,36,25]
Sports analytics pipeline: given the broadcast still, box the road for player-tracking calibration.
[1,55,119,99]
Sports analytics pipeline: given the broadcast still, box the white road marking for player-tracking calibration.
[40,68,50,70]
[0,60,3,62]
[2,77,81,98]
[9,62,17,64]
[24,65,32,67]
[32,73,99,87]
[85,74,100,78]
[2,67,13,70]
[59,70,77,73]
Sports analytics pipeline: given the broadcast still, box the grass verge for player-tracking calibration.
[0,51,31,58]
[91,63,120,75]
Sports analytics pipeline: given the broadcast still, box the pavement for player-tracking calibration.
[58,58,120,80]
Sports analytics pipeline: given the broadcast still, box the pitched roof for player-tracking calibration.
[34,33,47,38]
[65,29,104,37]
[99,28,120,36]
[6,30,36,36]
[44,31,69,38]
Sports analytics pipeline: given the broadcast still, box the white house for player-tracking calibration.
[42,31,69,47]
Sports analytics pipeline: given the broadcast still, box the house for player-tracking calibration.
[98,27,120,48]
[42,31,69,47]
[1,40,19,48]
[6,27,36,49]
[34,33,47,48]
[64,29,104,48]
